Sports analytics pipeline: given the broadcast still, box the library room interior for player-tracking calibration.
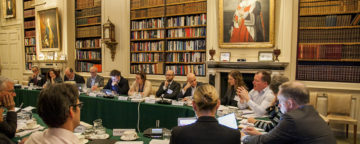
[0,0,360,144]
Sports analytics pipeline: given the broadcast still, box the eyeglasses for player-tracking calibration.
[72,102,84,109]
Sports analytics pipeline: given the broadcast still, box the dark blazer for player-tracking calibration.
[156,81,181,100]
[28,74,46,87]
[86,75,104,88]
[0,111,17,139]
[170,116,240,144]
[177,82,203,99]
[244,105,336,144]
[64,74,85,84]
[221,87,238,106]
[104,76,129,95]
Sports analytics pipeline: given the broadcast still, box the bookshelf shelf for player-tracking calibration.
[296,0,360,83]
[24,7,34,10]
[24,36,35,38]
[24,15,35,18]
[25,45,36,47]
[24,27,35,30]
[76,23,101,27]
[75,0,102,72]
[130,0,207,76]
[299,26,360,30]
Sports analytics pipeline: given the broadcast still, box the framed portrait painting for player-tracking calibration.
[38,8,61,51]
[3,0,16,18]
[218,0,275,48]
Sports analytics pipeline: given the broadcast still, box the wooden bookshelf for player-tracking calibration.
[296,0,360,83]
[130,0,207,76]
[23,0,36,71]
[75,0,102,72]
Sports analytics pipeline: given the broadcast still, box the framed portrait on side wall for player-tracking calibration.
[218,0,275,48]
[3,0,16,18]
[38,8,61,51]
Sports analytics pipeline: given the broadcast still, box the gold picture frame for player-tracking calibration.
[38,8,61,51]
[218,0,275,48]
[3,0,16,19]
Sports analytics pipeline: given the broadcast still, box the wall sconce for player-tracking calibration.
[102,18,118,61]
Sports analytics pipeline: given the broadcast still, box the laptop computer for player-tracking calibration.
[218,113,238,129]
[177,117,197,126]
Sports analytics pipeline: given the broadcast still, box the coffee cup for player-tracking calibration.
[26,120,37,128]
[122,130,137,139]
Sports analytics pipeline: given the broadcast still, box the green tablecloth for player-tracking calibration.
[15,89,195,131]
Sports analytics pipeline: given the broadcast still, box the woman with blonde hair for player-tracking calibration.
[170,84,240,144]
[221,70,247,106]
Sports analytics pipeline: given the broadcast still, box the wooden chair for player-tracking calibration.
[326,93,357,144]
[309,92,329,123]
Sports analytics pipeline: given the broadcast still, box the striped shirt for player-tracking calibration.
[254,103,282,132]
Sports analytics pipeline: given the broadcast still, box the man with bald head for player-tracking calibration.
[156,70,181,100]
[64,67,85,84]
[177,73,203,99]
[86,66,104,91]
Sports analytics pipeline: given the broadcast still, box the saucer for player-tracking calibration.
[24,124,40,130]
[87,133,109,140]
[120,135,139,141]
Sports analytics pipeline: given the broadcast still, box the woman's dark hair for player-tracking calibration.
[46,68,60,79]
[228,70,247,90]
[38,83,79,128]
[137,72,146,83]
[110,69,121,77]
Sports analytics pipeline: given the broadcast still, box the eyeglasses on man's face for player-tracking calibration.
[72,102,84,109]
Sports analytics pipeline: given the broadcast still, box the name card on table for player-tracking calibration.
[145,98,156,104]
[118,96,128,101]
[172,101,184,106]
[88,93,97,97]
[113,129,136,136]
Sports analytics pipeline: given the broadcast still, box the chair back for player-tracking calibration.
[327,93,352,115]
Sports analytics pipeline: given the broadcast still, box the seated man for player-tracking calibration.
[156,70,180,100]
[86,66,104,90]
[177,73,202,99]
[0,77,17,144]
[104,70,129,95]
[242,81,336,144]
[25,83,83,143]
[236,71,275,116]
[64,67,85,84]
[28,66,46,87]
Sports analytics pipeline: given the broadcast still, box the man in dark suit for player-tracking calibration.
[28,66,46,87]
[242,81,336,144]
[104,70,129,95]
[156,70,180,100]
[86,66,104,90]
[178,73,203,99]
[0,76,17,144]
[64,67,85,84]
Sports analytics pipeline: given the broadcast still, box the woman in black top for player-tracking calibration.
[221,70,247,106]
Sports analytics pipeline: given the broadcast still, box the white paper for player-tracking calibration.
[149,139,170,144]
[22,106,36,111]
[113,129,136,136]
[171,101,184,106]
[145,98,156,104]
[115,141,143,144]
[118,96,128,101]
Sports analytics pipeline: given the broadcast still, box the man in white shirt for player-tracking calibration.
[236,71,275,116]
[25,83,83,144]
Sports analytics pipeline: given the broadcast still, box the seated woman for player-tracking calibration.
[43,69,63,88]
[221,70,247,106]
[128,72,152,97]
[170,84,240,144]
[247,75,289,132]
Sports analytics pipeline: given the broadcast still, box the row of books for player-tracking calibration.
[166,52,205,63]
[165,64,205,76]
[297,64,360,83]
[25,54,36,61]
[24,0,35,10]
[24,9,35,17]
[342,45,360,59]
[75,7,101,17]
[131,18,164,30]
[76,0,101,9]
[130,63,164,74]
[76,26,101,38]
[131,0,164,9]
[299,15,354,27]
[167,40,206,51]
[76,62,102,72]
[298,44,360,59]
[25,30,35,37]
[25,38,36,46]
[167,28,206,38]
[25,47,36,53]
[131,53,164,62]
[131,41,164,51]
[167,14,206,27]
[76,17,101,25]
[131,7,165,19]
[24,21,35,28]
[76,39,101,48]
[131,30,165,39]
[166,2,206,15]
[76,51,101,60]
[166,0,204,4]
[298,28,360,43]
[300,0,359,15]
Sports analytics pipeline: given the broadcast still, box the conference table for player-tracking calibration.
[14,89,196,132]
